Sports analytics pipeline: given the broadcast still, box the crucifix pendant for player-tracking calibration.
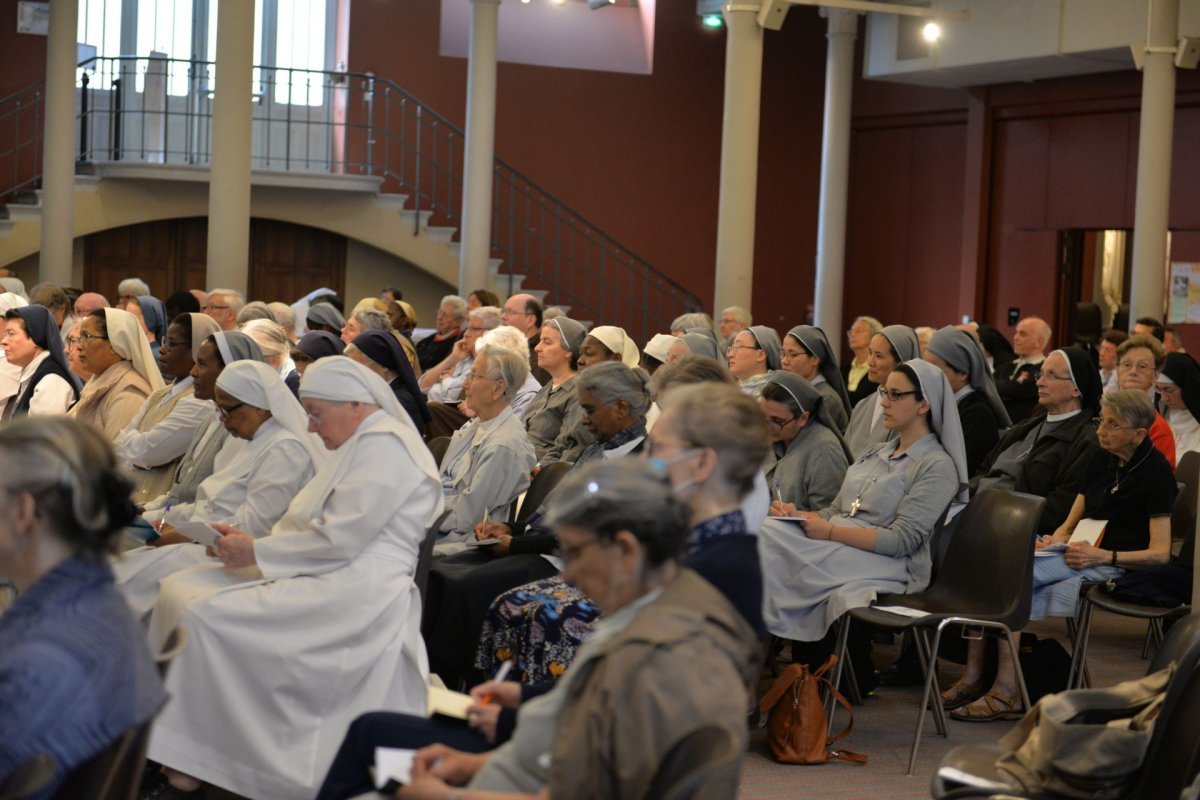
[1110,483,1119,495]
[849,498,862,517]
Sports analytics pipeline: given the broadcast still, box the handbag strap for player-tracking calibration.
[759,663,806,713]
[817,669,868,764]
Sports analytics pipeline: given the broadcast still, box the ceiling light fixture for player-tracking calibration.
[922,21,941,42]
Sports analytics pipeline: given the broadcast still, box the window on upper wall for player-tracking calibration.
[78,0,333,104]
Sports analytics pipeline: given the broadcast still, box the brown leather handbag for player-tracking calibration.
[758,654,867,765]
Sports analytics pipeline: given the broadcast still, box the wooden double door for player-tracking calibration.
[83,218,346,303]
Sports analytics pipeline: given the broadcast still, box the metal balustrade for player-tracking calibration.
[0,56,701,340]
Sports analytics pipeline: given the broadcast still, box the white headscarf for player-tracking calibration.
[0,292,28,313]
[216,360,326,466]
[0,278,28,302]
[103,307,164,390]
[188,313,223,361]
[906,358,969,503]
[291,356,442,531]
[0,293,27,401]
[588,325,641,368]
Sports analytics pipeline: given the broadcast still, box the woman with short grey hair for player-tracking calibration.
[416,294,468,372]
[437,342,536,537]
[669,311,713,335]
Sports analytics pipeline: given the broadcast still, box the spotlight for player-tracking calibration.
[701,13,723,29]
[587,0,616,7]
[922,21,941,43]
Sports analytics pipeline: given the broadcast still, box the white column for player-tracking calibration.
[459,0,501,296]
[812,9,858,345]
[38,0,80,286]
[713,2,764,314]
[1129,0,1179,325]
[206,0,255,294]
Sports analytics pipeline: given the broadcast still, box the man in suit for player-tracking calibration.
[996,316,1050,422]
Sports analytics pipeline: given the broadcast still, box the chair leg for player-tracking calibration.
[907,621,951,775]
[842,651,864,705]
[1003,627,1032,713]
[827,616,852,738]
[1141,622,1155,660]
[1067,598,1095,690]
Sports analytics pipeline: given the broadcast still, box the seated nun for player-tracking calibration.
[580,325,641,369]
[924,325,1012,476]
[346,329,432,436]
[728,325,782,398]
[522,316,588,465]
[761,372,850,512]
[2,304,80,418]
[437,342,537,538]
[305,300,345,335]
[0,292,30,415]
[139,331,265,521]
[68,308,164,441]
[287,329,344,395]
[843,324,921,459]
[666,330,723,363]
[112,313,221,507]
[114,359,325,620]
[142,356,443,800]
[1157,352,1200,458]
[780,325,852,433]
[761,360,966,670]
[126,294,168,359]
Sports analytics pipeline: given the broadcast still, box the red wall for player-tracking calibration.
[0,3,48,99]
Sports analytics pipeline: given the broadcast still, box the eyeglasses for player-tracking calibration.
[559,537,608,565]
[216,401,245,419]
[66,335,80,347]
[465,371,500,384]
[76,332,108,345]
[1,330,27,340]
[766,414,798,430]
[160,336,182,351]
[1035,370,1073,382]
[878,387,918,402]
[728,343,760,354]
[203,304,230,312]
[1119,360,1156,373]
[1091,417,1139,433]
[780,348,810,361]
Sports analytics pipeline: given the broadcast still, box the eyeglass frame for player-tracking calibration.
[877,387,919,402]
[1091,416,1142,433]
[75,331,109,345]
[216,401,246,419]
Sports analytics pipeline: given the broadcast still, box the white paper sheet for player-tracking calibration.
[374,747,416,788]
[170,521,223,548]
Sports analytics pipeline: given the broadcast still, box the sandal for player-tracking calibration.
[950,690,1025,722]
[940,680,986,710]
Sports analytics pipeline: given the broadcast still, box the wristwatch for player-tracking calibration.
[1110,549,1118,567]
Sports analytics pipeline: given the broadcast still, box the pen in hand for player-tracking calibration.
[481,659,514,704]
[156,501,173,534]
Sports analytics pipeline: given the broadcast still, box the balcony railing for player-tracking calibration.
[1,56,702,340]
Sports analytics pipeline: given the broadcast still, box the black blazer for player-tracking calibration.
[841,361,878,408]
[971,411,1099,534]
[958,390,1005,478]
[996,361,1041,422]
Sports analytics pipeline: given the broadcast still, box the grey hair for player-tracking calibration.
[0,417,136,556]
[353,307,392,333]
[479,325,531,360]
[659,382,770,498]
[671,312,713,333]
[469,305,503,330]
[440,294,468,322]
[546,459,689,569]
[577,360,652,422]
[647,355,734,400]
[543,306,566,322]
[720,306,752,326]
[208,288,246,313]
[855,316,884,336]
[1101,389,1156,431]
[267,302,295,334]
[240,318,290,358]
[477,342,529,402]
[237,301,277,325]
[118,277,150,297]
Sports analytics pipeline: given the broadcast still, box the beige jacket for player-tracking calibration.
[547,568,760,800]
[68,360,153,442]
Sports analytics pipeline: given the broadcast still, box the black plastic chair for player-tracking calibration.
[0,754,57,800]
[427,436,452,468]
[645,725,744,800]
[931,613,1200,800]
[416,508,453,607]
[830,489,1045,775]
[513,461,573,524]
[53,722,151,800]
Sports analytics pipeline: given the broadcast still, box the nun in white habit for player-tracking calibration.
[114,359,325,619]
[145,356,442,800]
[759,359,967,642]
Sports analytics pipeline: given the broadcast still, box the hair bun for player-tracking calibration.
[100,471,138,534]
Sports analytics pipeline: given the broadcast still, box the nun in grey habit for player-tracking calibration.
[761,372,851,512]
[784,325,852,433]
[924,325,1012,476]
[758,359,968,642]
[843,324,921,459]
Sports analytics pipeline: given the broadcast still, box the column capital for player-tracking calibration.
[820,7,859,37]
[723,3,762,15]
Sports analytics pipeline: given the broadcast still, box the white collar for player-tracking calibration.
[1045,408,1082,423]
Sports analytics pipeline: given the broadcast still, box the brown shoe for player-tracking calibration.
[940,680,986,710]
[950,689,1025,722]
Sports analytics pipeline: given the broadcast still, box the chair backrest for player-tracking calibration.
[53,722,151,800]
[416,508,453,607]
[1173,452,1200,568]
[924,489,1045,630]
[154,626,188,679]
[427,436,452,467]
[928,499,964,584]
[1073,302,1102,346]
[1129,615,1200,798]
[0,754,57,800]
[645,725,743,800]
[515,461,573,524]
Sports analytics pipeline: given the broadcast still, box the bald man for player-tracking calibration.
[500,292,549,385]
[73,292,110,318]
[996,316,1051,422]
